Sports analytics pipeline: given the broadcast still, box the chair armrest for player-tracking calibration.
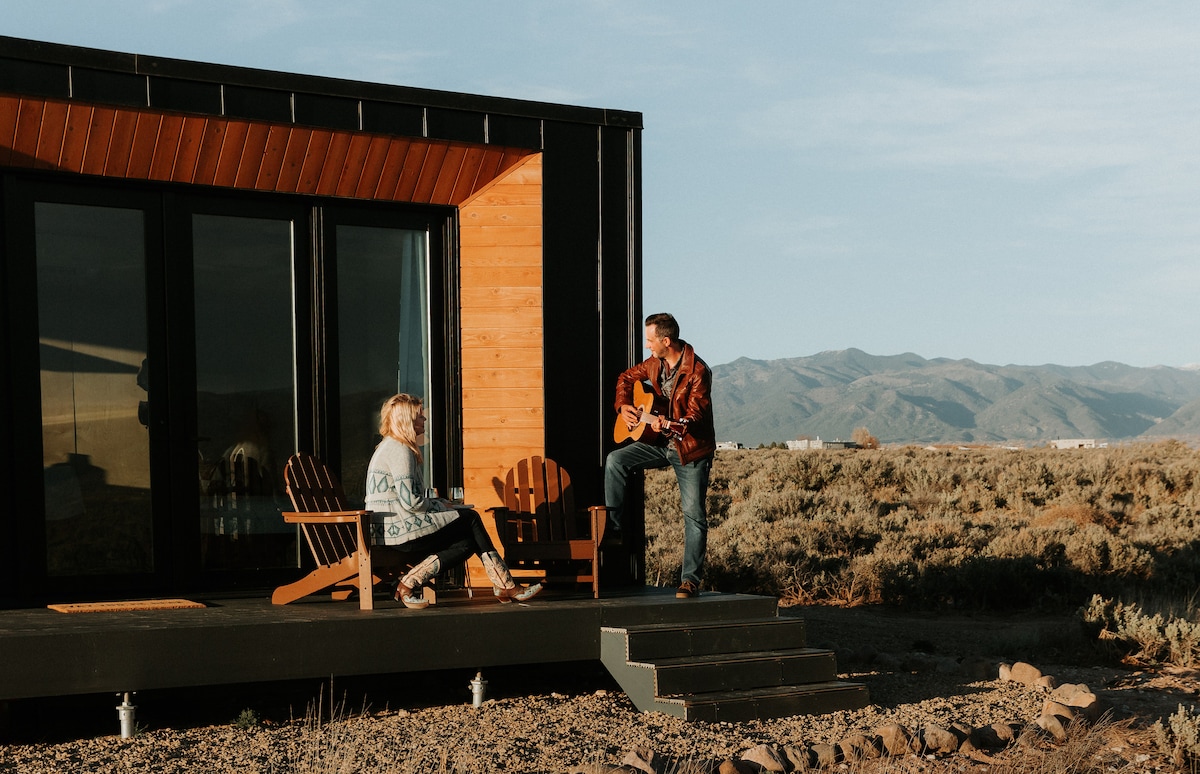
[282,510,371,524]
[586,505,608,542]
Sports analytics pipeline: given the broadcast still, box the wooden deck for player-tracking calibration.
[0,588,780,702]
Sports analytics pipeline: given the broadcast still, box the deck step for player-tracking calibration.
[601,616,868,722]
[661,681,871,723]
[643,647,838,695]
[618,617,808,660]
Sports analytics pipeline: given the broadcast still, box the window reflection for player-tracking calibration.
[36,203,152,576]
[193,214,297,570]
[336,225,429,503]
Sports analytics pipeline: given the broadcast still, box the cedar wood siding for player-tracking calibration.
[458,154,546,513]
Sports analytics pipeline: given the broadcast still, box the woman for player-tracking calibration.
[365,393,542,609]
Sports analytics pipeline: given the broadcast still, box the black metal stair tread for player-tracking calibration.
[602,617,801,634]
[658,680,867,706]
[628,647,830,668]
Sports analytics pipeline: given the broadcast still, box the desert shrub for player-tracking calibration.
[1154,704,1200,772]
[643,443,1200,609]
[1080,594,1200,667]
[1033,501,1116,529]
[234,708,261,730]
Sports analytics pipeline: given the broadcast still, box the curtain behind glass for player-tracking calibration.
[336,225,429,505]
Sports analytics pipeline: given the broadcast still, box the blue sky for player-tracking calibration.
[6,1,1199,368]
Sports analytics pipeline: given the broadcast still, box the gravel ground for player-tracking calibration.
[1,605,1192,773]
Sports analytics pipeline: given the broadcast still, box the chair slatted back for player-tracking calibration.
[284,453,359,568]
[502,456,579,541]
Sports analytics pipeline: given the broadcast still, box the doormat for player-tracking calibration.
[47,599,207,613]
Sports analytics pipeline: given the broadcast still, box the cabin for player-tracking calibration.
[0,37,869,725]
[0,34,646,606]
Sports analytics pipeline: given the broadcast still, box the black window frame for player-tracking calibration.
[0,168,462,602]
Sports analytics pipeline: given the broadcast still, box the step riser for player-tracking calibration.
[682,685,870,723]
[625,620,807,660]
[654,652,837,695]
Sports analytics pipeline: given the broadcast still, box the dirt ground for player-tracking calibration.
[1,603,1197,772]
[796,603,1200,727]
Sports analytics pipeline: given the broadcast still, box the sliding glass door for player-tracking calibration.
[192,213,298,572]
[35,202,154,576]
[7,178,455,599]
[334,223,431,502]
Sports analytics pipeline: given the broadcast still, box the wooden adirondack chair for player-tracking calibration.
[490,456,607,598]
[272,453,376,610]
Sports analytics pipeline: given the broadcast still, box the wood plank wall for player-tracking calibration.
[0,95,529,206]
[457,154,545,523]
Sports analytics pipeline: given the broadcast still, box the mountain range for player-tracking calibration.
[711,349,1200,447]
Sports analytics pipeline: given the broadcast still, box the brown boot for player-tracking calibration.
[481,551,542,603]
[394,555,440,609]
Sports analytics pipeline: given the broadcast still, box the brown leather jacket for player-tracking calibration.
[614,340,716,465]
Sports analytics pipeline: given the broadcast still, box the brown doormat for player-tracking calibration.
[47,599,207,613]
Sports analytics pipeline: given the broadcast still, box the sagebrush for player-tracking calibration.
[643,441,1200,610]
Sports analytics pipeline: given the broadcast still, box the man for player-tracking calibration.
[605,313,715,598]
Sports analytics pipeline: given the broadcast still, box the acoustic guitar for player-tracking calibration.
[613,381,686,444]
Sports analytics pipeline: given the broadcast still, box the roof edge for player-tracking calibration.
[0,35,644,129]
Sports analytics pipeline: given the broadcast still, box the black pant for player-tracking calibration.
[399,509,497,569]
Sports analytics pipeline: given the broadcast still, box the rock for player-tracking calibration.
[780,745,812,771]
[1009,662,1043,686]
[948,722,973,749]
[1051,683,1105,721]
[970,722,1019,749]
[621,746,659,774]
[718,760,755,774]
[918,724,960,755]
[875,723,915,756]
[998,662,1012,681]
[569,766,637,774]
[875,652,900,670]
[962,657,994,680]
[900,653,937,672]
[740,743,786,772]
[810,742,838,768]
[1036,713,1068,741]
[1050,682,1090,704]
[1042,700,1076,721]
[836,734,880,760]
[1035,674,1058,691]
[933,656,961,674]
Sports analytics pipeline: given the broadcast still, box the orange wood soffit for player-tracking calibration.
[0,94,533,207]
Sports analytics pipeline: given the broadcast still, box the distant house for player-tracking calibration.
[1049,439,1097,449]
[716,441,743,450]
[787,437,858,451]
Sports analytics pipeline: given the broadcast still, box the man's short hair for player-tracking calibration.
[645,312,679,342]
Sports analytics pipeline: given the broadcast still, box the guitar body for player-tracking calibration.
[613,381,670,444]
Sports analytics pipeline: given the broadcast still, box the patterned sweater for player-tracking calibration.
[364,437,459,546]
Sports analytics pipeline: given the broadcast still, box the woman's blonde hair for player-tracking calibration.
[378,393,423,461]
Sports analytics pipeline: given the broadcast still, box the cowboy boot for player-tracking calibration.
[481,551,543,603]
[395,554,441,609]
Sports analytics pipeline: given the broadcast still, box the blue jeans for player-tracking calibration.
[604,442,712,585]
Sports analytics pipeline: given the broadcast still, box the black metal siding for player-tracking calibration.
[542,120,603,497]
